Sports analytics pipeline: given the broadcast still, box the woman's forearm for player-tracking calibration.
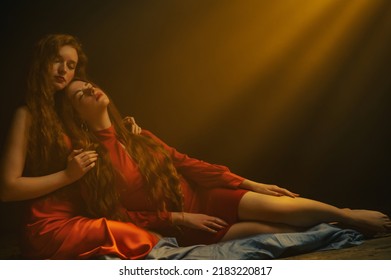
[239,179,258,191]
[0,106,98,202]
[0,170,74,202]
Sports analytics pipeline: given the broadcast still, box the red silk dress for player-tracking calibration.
[22,187,158,260]
[23,126,247,259]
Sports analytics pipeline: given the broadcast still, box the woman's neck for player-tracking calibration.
[87,110,112,131]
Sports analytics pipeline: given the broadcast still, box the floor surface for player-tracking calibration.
[282,235,391,259]
[1,233,390,260]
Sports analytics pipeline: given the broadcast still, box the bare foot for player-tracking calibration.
[343,209,391,237]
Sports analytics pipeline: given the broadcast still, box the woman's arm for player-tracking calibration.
[0,107,97,202]
[239,179,299,198]
[141,130,245,189]
[142,130,298,197]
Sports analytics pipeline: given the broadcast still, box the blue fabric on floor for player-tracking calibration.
[146,223,364,259]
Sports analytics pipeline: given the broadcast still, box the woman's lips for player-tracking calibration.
[55,76,66,83]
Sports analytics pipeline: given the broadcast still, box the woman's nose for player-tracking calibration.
[86,87,95,96]
[58,62,68,74]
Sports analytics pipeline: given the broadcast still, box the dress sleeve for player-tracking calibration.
[141,130,245,189]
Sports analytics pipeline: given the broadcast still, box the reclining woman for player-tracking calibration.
[24,77,389,256]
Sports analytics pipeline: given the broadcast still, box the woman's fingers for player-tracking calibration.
[271,185,299,198]
[82,156,98,170]
[124,116,136,124]
[70,150,96,160]
[77,150,98,159]
[181,213,228,233]
[72,150,98,171]
[76,151,98,161]
[132,124,142,135]
[67,149,84,161]
[214,217,229,227]
[203,217,228,232]
[65,150,99,180]
[280,189,299,198]
[135,125,142,134]
[123,116,142,135]
[84,161,96,171]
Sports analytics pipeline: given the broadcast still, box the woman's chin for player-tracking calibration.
[53,82,66,91]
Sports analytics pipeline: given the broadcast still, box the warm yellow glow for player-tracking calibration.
[86,1,390,180]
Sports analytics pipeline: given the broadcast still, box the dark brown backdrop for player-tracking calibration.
[1,0,390,235]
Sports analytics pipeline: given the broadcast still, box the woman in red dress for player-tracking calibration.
[0,34,158,260]
[23,78,390,259]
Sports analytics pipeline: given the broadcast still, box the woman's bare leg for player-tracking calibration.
[238,192,391,236]
[221,221,304,242]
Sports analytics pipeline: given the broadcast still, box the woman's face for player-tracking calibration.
[66,80,110,123]
[51,45,78,91]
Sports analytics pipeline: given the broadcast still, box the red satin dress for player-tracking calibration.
[22,126,246,259]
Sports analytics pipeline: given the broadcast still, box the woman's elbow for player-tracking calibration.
[0,179,17,202]
[0,186,11,202]
[0,188,9,202]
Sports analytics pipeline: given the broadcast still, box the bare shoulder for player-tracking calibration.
[14,105,31,119]
[11,106,32,127]
[5,106,33,139]
[1,106,32,167]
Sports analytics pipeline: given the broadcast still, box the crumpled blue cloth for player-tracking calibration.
[146,223,364,259]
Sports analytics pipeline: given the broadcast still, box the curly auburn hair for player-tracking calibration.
[25,34,88,176]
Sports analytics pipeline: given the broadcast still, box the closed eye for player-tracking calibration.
[73,90,84,100]
[73,87,94,101]
[67,61,76,70]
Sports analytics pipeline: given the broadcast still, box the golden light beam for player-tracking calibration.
[84,1,390,174]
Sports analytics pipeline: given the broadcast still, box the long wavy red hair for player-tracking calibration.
[25,34,88,176]
[55,79,183,221]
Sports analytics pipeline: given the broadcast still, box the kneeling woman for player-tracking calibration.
[25,78,391,258]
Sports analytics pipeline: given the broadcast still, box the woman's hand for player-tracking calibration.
[64,149,98,181]
[172,212,228,233]
[240,179,299,198]
[123,116,142,135]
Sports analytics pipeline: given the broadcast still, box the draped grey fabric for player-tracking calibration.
[147,223,363,260]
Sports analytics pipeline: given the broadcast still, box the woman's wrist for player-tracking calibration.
[171,212,186,226]
[61,169,77,185]
[239,179,257,191]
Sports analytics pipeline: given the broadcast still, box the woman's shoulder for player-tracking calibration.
[140,129,161,141]
[140,129,170,147]
[9,106,32,129]
[14,105,31,118]
[140,129,160,140]
[140,129,153,136]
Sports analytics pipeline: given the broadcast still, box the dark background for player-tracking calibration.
[1,0,390,242]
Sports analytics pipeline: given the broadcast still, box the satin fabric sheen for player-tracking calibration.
[22,127,246,259]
